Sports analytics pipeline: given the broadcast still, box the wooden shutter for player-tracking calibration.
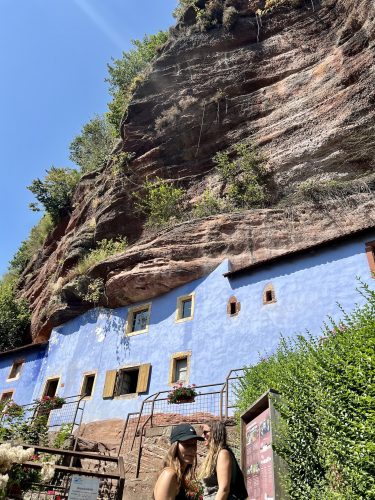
[102,370,117,398]
[136,364,151,393]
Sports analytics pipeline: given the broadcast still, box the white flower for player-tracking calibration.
[0,473,9,492]
[40,463,55,482]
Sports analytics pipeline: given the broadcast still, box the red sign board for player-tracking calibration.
[245,407,275,500]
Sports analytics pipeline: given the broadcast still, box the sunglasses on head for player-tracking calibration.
[202,430,210,436]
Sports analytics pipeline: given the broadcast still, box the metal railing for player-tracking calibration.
[0,395,86,446]
[129,368,245,477]
[12,444,125,499]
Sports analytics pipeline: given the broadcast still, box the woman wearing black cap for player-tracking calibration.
[154,423,204,500]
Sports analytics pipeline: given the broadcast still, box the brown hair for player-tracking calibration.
[156,441,197,494]
[198,420,227,479]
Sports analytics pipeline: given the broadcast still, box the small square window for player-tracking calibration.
[227,296,240,316]
[132,309,149,332]
[125,303,151,336]
[0,391,14,403]
[176,294,195,322]
[263,284,276,305]
[8,360,24,380]
[81,373,96,398]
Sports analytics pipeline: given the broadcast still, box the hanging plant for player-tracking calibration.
[167,384,197,404]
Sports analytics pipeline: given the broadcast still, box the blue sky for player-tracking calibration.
[0,0,176,276]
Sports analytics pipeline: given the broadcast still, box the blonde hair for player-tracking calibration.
[198,421,227,479]
[158,441,197,492]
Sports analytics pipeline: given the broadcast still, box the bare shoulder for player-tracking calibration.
[158,467,178,481]
[218,448,231,461]
[154,467,179,499]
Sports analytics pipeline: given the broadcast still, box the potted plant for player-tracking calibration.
[167,384,197,404]
[35,396,65,413]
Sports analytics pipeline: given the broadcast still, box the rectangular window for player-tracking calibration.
[175,358,188,383]
[81,373,96,398]
[125,304,151,335]
[132,310,149,332]
[169,352,191,385]
[0,391,14,403]
[181,299,192,319]
[176,294,195,322]
[102,364,151,398]
[7,360,24,380]
[116,368,139,396]
[42,377,60,398]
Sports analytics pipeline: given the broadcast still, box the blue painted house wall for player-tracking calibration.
[1,231,374,423]
[0,344,47,406]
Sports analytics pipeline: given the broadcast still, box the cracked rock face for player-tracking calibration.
[19,0,375,341]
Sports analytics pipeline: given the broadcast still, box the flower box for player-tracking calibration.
[167,384,197,404]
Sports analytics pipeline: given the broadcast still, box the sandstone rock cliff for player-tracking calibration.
[19,0,375,341]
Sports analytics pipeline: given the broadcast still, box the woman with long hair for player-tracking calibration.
[154,423,204,500]
[199,421,247,500]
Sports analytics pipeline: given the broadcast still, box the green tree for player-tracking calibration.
[135,177,185,226]
[214,143,267,209]
[69,115,114,173]
[106,31,169,131]
[28,167,80,223]
[0,275,30,351]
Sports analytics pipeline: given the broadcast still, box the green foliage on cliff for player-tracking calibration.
[69,115,114,174]
[66,237,128,282]
[28,167,80,223]
[214,143,267,208]
[9,215,53,275]
[237,285,375,499]
[192,189,226,218]
[106,31,169,132]
[135,177,185,226]
[0,275,30,351]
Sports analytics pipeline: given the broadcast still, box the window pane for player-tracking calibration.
[1,392,13,403]
[132,309,149,332]
[117,369,139,395]
[84,375,95,396]
[9,362,23,379]
[175,358,187,382]
[181,299,192,319]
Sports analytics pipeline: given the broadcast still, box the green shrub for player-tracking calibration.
[0,275,30,351]
[106,31,169,132]
[28,167,80,223]
[66,238,127,281]
[10,215,53,275]
[135,177,185,227]
[237,284,375,499]
[214,143,267,208]
[69,115,114,173]
[82,278,105,305]
[192,189,226,218]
